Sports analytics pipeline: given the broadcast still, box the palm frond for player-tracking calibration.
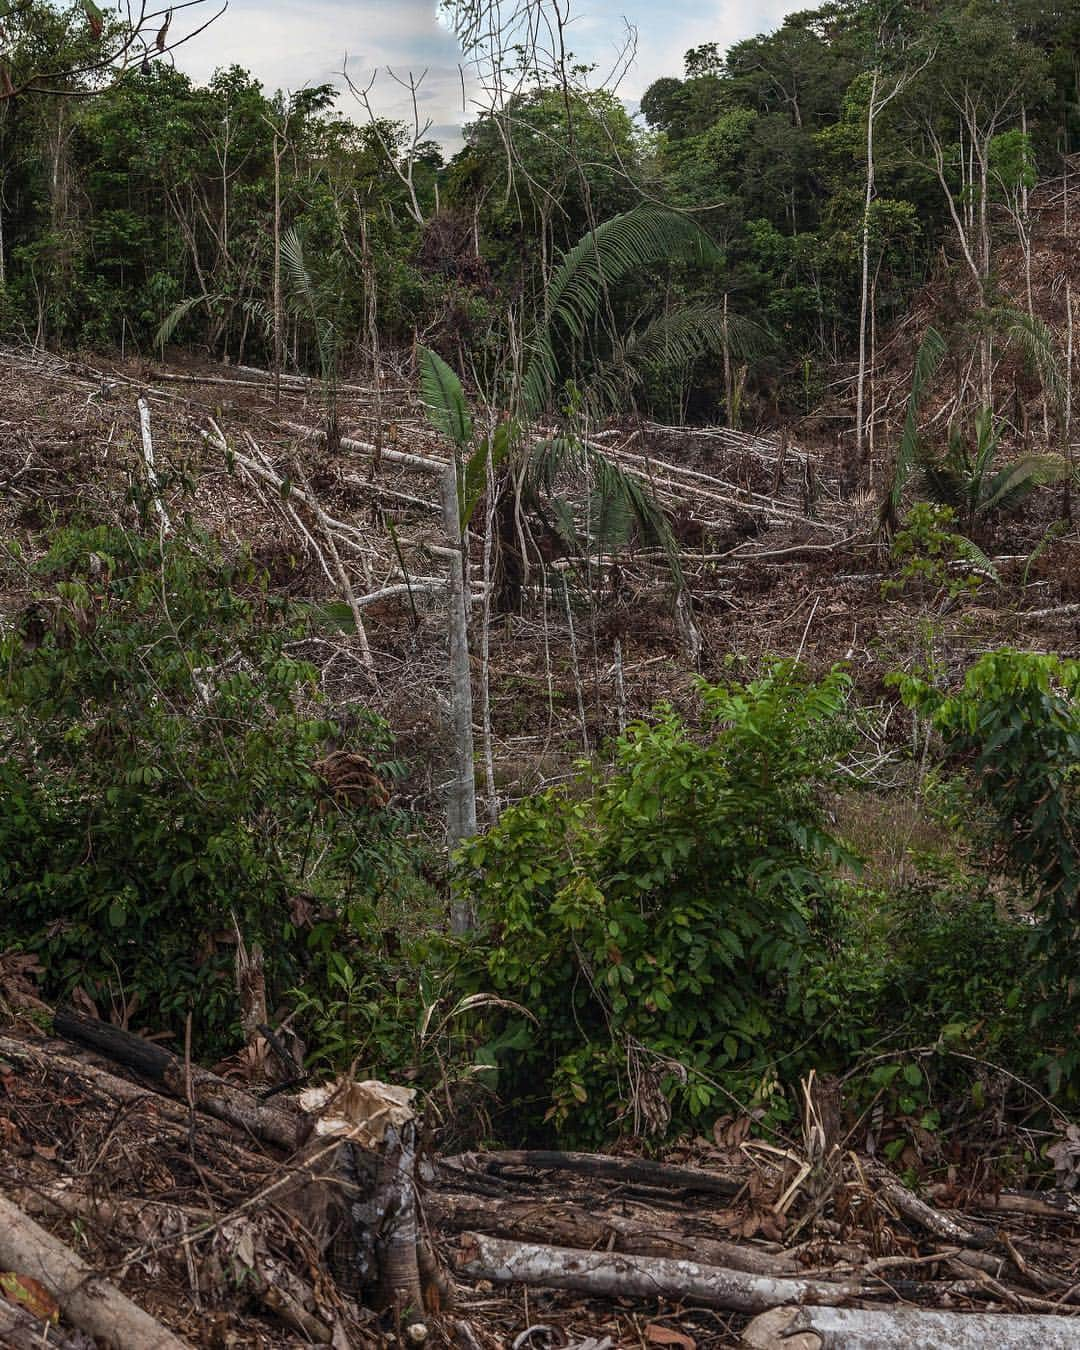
[280,226,314,316]
[525,433,683,586]
[281,227,342,376]
[978,453,1070,516]
[418,345,473,450]
[986,305,1067,420]
[154,292,221,350]
[881,325,947,532]
[461,418,514,530]
[626,302,771,373]
[241,298,274,339]
[918,460,964,509]
[950,534,1000,585]
[521,207,720,415]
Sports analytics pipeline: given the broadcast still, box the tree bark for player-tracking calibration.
[0,1194,188,1350]
[741,1304,1080,1350]
[456,1233,869,1313]
[52,1007,305,1152]
[427,1191,797,1277]
[443,1148,742,1198]
[853,68,879,496]
[0,1300,82,1349]
[441,460,478,931]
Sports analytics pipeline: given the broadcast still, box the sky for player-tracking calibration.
[178,0,802,147]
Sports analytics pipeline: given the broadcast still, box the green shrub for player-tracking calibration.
[0,524,428,1056]
[456,662,858,1143]
[899,650,1080,1095]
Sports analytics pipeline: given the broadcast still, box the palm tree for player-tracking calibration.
[882,306,1072,538]
[279,226,346,453]
[920,406,1069,536]
[419,204,767,610]
[155,225,345,452]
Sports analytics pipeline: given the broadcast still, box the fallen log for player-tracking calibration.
[0,1194,188,1350]
[427,1191,796,1277]
[0,1299,84,1349]
[927,1186,1080,1222]
[52,1007,305,1153]
[870,1162,996,1250]
[456,1233,870,1313]
[444,1149,742,1199]
[741,1304,1080,1349]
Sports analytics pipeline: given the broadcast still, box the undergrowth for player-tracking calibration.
[1,525,1075,1158]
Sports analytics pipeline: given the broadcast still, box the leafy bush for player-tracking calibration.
[899,650,1080,1095]
[455,663,858,1143]
[883,502,996,599]
[0,524,428,1056]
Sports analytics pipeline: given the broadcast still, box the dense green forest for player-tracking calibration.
[1,0,1079,1170]
[1,0,1076,436]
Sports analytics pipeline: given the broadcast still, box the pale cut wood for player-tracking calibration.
[456,1233,869,1313]
[0,1194,188,1349]
[741,1304,1080,1350]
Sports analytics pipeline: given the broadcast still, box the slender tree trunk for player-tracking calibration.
[1066,277,1074,522]
[722,291,733,429]
[272,130,284,407]
[854,69,878,493]
[441,461,477,931]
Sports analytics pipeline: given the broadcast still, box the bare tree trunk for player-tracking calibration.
[722,291,733,429]
[854,69,879,493]
[1066,277,1074,521]
[480,443,498,822]
[456,1233,870,1313]
[271,129,285,407]
[137,398,172,532]
[441,461,477,931]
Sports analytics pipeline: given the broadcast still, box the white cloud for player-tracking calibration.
[176,0,804,146]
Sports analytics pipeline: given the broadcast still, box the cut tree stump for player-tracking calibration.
[741,1305,1080,1349]
[456,1233,870,1312]
[0,1193,188,1349]
[52,1006,305,1152]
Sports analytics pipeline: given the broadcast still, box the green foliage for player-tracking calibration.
[920,407,1069,533]
[883,326,948,534]
[455,663,858,1142]
[418,345,473,450]
[898,651,1080,1094]
[883,502,997,599]
[0,524,428,1055]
